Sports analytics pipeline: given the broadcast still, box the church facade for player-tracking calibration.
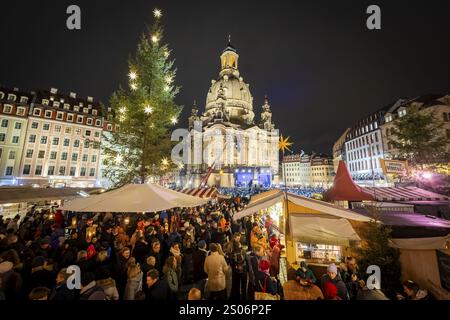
[182,40,279,188]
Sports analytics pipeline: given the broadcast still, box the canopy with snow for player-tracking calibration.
[61,183,208,213]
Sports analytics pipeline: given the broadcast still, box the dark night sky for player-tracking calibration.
[1,0,449,154]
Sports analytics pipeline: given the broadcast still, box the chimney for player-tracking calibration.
[87,96,93,102]
[50,88,58,94]
[69,92,77,98]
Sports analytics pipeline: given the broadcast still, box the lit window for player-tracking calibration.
[3,105,12,113]
[22,165,31,175]
[16,107,26,116]
[47,166,55,175]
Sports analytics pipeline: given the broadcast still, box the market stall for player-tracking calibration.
[61,183,208,213]
[234,189,371,274]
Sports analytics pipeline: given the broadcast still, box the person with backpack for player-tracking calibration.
[229,238,248,300]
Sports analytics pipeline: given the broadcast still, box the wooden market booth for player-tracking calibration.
[233,189,371,277]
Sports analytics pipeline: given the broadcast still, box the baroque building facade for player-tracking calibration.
[183,40,279,188]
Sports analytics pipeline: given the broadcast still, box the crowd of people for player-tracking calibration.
[0,194,433,301]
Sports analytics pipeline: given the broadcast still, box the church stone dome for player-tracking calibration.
[204,39,255,125]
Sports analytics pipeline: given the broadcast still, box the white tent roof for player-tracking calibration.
[290,214,361,246]
[61,183,208,213]
[233,189,370,222]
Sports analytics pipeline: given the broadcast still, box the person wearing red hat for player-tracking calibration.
[255,259,278,295]
[323,281,342,300]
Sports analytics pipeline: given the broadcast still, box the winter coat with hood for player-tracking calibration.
[97,277,120,300]
[320,273,349,300]
[123,272,143,300]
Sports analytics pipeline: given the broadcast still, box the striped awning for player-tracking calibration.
[363,186,450,202]
[177,187,221,199]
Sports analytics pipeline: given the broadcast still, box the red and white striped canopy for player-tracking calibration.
[363,186,450,202]
[177,187,221,199]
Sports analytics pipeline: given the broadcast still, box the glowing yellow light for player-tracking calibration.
[128,71,137,80]
[151,35,159,43]
[150,123,155,129]
[115,154,123,164]
[178,162,184,169]
[119,107,126,114]
[164,85,171,92]
[144,105,153,114]
[130,83,138,90]
[153,8,162,18]
[279,134,293,153]
[163,50,170,58]
[170,116,178,124]
[161,157,169,167]
[165,75,173,84]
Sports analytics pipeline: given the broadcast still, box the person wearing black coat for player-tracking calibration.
[192,240,208,290]
[145,269,175,301]
[49,268,76,301]
[27,256,55,294]
[198,227,211,245]
[133,237,150,265]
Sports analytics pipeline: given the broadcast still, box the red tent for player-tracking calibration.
[325,161,374,201]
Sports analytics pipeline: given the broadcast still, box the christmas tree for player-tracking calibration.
[102,8,181,187]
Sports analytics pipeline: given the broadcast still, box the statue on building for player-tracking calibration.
[188,100,201,130]
[260,95,273,130]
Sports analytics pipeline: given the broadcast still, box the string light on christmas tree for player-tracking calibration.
[164,85,171,92]
[170,116,178,124]
[115,154,123,164]
[151,35,159,44]
[130,83,138,90]
[163,49,170,58]
[165,75,173,84]
[119,106,126,114]
[150,123,155,129]
[128,71,137,80]
[161,157,169,167]
[153,8,162,18]
[144,105,153,114]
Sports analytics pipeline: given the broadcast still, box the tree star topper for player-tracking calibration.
[153,8,162,18]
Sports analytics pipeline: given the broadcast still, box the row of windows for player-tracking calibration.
[349,159,379,172]
[385,109,407,123]
[1,105,27,116]
[347,133,379,150]
[348,122,378,139]
[31,108,102,125]
[1,119,23,129]
[348,145,381,161]
[24,149,97,162]
[27,135,100,149]
[0,93,29,103]
[0,133,20,144]
[22,165,96,177]
[29,122,101,137]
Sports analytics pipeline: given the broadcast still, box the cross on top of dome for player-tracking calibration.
[223,35,237,53]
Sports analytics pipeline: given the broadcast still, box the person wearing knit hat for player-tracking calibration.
[255,259,278,295]
[319,263,349,300]
[323,281,341,300]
